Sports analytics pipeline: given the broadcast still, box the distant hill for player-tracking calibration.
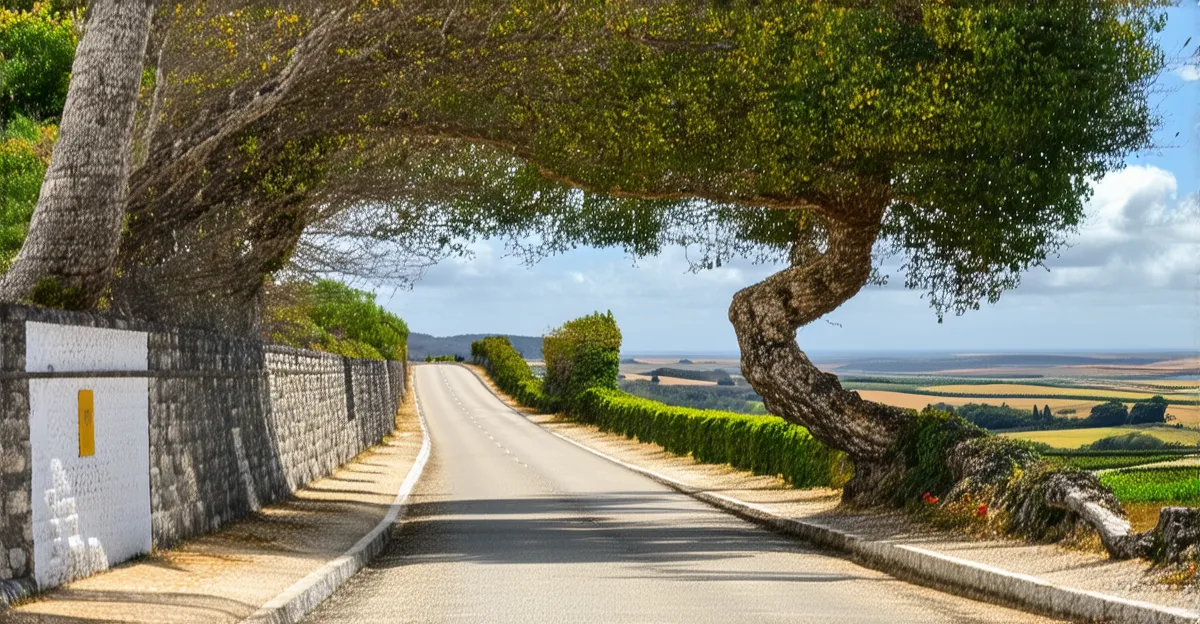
[408,333,543,362]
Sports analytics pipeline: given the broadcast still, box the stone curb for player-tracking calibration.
[461,365,1200,624]
[240,391,432,624]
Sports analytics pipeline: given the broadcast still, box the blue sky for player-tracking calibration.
[381,6,1200,354]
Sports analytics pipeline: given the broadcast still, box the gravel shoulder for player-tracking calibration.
[3,373,425,624]
[463,364,1199,614]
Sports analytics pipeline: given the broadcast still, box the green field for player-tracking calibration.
[1000,425,1200,449]
[1099,467,1200,504]
[1049,453,1197,471]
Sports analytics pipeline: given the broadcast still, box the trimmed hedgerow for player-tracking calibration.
[571,387,847,488]
[473,324,845,489]
[471,336,560,412]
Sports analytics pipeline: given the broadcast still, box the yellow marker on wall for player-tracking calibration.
[78,389,95,457]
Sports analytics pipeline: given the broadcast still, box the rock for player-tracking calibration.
[1153,507,1199,565]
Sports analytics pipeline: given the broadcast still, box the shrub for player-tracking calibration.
[1086,432,1175,451]
[0,4,77,124]
[0,116,53,270]
[1086,400,1129,427]
[572,387,847,488]
[1127,396,1168,425]
[542,311,621,402]
[263,279,408,360]
[475,333,844,487]
[471,336,560,412]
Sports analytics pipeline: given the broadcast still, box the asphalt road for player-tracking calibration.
[303,364,1061,624]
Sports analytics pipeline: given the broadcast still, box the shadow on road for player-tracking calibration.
[368,491,868,577]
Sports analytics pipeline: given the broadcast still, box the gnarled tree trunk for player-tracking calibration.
[0,0,155,308]
[728,206,1194,562]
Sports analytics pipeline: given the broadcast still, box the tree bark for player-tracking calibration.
[727,203,1195,562]
[728,204,913,465]
[0,0,155,307]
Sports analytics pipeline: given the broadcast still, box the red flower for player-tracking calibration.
[977,503,988,518]
[922,492,939,505]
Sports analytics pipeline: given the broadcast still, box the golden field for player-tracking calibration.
[1000,426,1200,449]
[918,384,1156,400]
[857,391,1200,427]
[855,390,1101,413]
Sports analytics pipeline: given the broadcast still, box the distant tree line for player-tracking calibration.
[644,368,736,385]
[931,396,1172,432]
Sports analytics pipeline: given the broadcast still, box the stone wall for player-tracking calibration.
[0,303,405,589]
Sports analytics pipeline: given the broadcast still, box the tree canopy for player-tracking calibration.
[99,0,1163,328]
[10,0,1183,564]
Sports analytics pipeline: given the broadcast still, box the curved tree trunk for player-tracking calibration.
[728,205,913,500]
[728,207,1193,562]
[0,0,155,307]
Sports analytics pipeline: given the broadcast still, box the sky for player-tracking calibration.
[381,6,1200,355]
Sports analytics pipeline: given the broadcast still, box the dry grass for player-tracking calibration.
[1069,358,1200,373]
[857,387,1200,427]
[919,384,1156,400]
[856,390,1101,413]
[1165,404,1200,426]
[1139,379,1200,387]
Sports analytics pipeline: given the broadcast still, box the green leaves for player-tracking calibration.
[475,325,846,489]
[0,4,76,124]
[0,114,53,272]
[573,387,847,489]
[542,311,622,401]
[265,279,409,360]
[127,0,1166,323]
[472,335,560,412]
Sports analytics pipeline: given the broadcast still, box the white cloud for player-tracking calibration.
[1024,166,1200,293]
[386,166,1198,350]
[1176,65,1200,82]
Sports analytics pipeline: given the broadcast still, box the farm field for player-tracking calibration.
[919,384,1156,400]
[854,390,1200,426]
[1000,426,1200,449]
[1141,379,1200,388]
[854,390,1101,413]
[1049,453,1199,471]
[622,373,717,386]
[1099,467,1200,505]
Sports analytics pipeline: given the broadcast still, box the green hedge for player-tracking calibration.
[571,387,846,488]
[473,333,845,488]
[471,336,560,412]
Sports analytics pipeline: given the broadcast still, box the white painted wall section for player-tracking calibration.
[27,322,151,589]
[26,321,148,373]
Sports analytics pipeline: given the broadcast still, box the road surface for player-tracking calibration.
[304,364,1060,623]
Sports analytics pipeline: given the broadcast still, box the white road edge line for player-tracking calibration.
[241,375,433,624]
[458,364,1200,624]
